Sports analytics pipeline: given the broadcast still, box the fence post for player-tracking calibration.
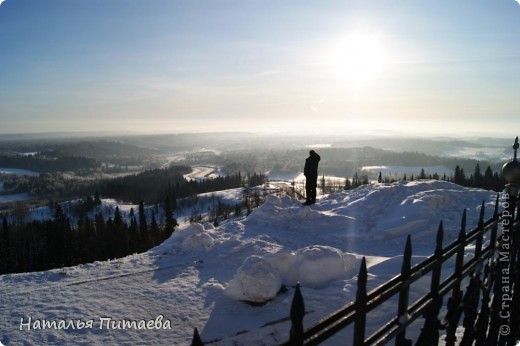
[443,209,466,346]
[416,222,444,345]
[353,257,367,345]
[502,136,520,345]
[459,274,481,345]
[490,194,500,253]
[475,201,486,259]
[474,262,492,346]
[459,202,487,344]
[289,283,305,345]
[395,235,412,346]
[191,327,204,346]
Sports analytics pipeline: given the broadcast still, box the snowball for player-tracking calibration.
[181,232,214,250]
[225,256,282,303]
[202,222,215,230]
[264,251,300,284]
[264,246,359,288]
[172,223,214,251]
[294,246,351,287]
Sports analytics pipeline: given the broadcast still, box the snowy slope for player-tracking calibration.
[0,180,498,345]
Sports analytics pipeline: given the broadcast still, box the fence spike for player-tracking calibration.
[396,236,412,346]
[459,274,481,345]
[433,222,444,289]
[353,257,367,346]
[289,283,305,345]
[455,210,467,278]
[416,222,444,345]
[460,209,467,238]
[402,235,412,276]
[442,210,468,346]
[493,194,500,219]
[478,200,486,229]
[474,263,492,346]
[490,197,500,253]
[191,327,204,346]
[475,201,486,259]
[436,221,444,255]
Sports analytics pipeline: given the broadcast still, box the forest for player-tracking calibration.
[0,167,267,274]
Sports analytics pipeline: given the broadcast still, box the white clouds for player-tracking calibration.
[0,0,5,6]
[516,0,520,5]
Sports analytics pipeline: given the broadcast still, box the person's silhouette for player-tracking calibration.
[303,150,320,205]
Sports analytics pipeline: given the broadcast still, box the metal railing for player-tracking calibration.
[279,193,520,345]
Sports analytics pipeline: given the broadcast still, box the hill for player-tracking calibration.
[0,180,498,345]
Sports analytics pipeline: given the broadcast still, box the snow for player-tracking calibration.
[225,255,282,303]
[0,180,499,345]
[184,166,222,181]
[0,168,39,176]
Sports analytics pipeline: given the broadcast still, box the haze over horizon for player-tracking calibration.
[1,1,519,137]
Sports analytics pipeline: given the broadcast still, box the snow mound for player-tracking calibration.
[294,246,358,287]
[226,245,359,303]
[168,223,215,252]
[182,231,214,251]
[225,255,282,303]
[247,194,313,223]
[266,246,359,287]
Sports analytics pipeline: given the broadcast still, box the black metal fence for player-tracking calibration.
[280,195,519,345]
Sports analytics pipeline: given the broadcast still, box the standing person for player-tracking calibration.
[303,150,320,205]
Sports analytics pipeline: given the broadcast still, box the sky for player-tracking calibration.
[1,0,520,137]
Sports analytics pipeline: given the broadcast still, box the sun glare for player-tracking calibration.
[329,32,388,83]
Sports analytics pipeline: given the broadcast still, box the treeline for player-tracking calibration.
[1,165,266,204]
[374,163,505,191]
[1,172,95,197]
[0,152,99,173]
[314,162,506,195]
[451,163,504,191]
[98,167,265,204]
[0,200,176,274]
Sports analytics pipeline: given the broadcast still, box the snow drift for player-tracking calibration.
[0,180,498,345]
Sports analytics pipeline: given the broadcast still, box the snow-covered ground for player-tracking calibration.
[184,166,223,181]
[0,180,498,345]
[442,146,510,162]
[0,168,39,176]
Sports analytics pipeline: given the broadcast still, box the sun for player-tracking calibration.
[329,32,388,83]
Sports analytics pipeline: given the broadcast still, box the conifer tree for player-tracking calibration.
[94,190,102,205]
[150,210,159,243]
[164,197,177,237]
[473,163,483,187]
[454,165,466,186]
[419,168,426,180]
[138,200,147,232]
[344,177,352,190]
[129,208,138,252]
